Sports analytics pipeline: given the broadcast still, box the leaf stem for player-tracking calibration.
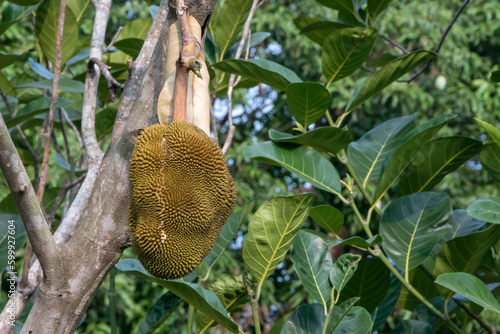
[244,273,261,334]
[325,110,335,127]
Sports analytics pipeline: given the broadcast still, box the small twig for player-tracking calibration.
[104,26,123,53]
[243,273,262,334]
[59,109,71,160]
[454,299,497,334]
[48,173,86,222]
[88,57,124,102]
[399,0,470,83]
[379,34,409,54]
[61,108,83,148]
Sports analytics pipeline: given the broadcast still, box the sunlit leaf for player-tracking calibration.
[291,231,333,312]
[212,59,302,91]
[287,82,331,127]
[67,0,93,23]
[136,292,181,334]
[322,27,377,85]
[380,192,452,273]
[373,114,455,206]
[346,51,436,112]
[347,114,416,186]
[115,259,239,333]
[269,127,352,155]
[330,253,360,294]
[447,210,486,240]
[330,306,371,334]
[117,17,152,40]
[397,137,482,196]
[244,141,341,194]
[476,118,500,147]
[300,21,352,45]
[242,194,313,299]
[367,0,393,20]
[17,78,85,93]
[435,272,500,315]
[467,197,500,224]
[309,205,344,234]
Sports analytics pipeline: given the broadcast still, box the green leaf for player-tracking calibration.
[54,153,86,176]
[397,137,482,196]
[0,214,27,271]
[392,320,433,334]
[476,118,500,148]
[300,21,353,45]
[5,97,73,128]
[331,306,371,334]
[448,209,486,240]
[380,192,452,273]
[203,201,254,268]
[399,267,440,311]
[371,274,402,330]
[35,0,78,65]
[242,194,313,299]
[291,230,333,312]
[286,82,331,127]
[329,253,361,294]
[197,275,249,331]
[269,127,352,155]
[67,0,93,23]
[309,205,344,234]
[0,4,38,37]
[373,114,455,205]
[117,17,152,40]
[365,53,398,67]
[227,32,271,55]
[115,259,240,333]
[435,225,500,277]
[293,16,321,31]
[322,27,377,85]
[435,272,500,315]
[481,143,500,186]
[281,304,325,334]
[244,142,341,194]
[28,57,54,79]
[467,197,500,224]
[113,38,145,58]
[0,72,17,98]
[346,50,436,112]
[136,292,181,334]
[6,0,42,6]
[95,107,118,141]
[17,78,85,93]
[211,0,253,59]
[316,0,356,15]
[491,70,500,82]
[347,114,416,185]
[0,52,22,70]
[212,59,302,91]
[367,0,393,20]
[337,258,390,312]
[324,298,358,334]
[314,231,382,249]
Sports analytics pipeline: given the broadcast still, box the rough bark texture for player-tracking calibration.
[16,0,216,332]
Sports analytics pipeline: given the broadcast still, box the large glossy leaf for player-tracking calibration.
[212,59,302,91]
[316,0,356,15]
[346,51,436,112]
[203,201,254,268]
[0,53,22,70]
[197,275,249,331]
[313,231,382,249]
[293,16,321,31]
[380,192,452,274]
[476,118,500,147]
[435,225,500,277]
[7,0,42,7]
[113,38,145,58]
[5,97,73,128]
[331,306,371,334]
[397,137,482,196]
[322,27,377,85]
[269,127,352,155]
[347,114,416,186]
[330,253,361,294]
[286,82,331,127]
[117,17,151,40]
[0,214,26,271]
[281,304,325,334]
[467,197,500,224]
[392,320,433,334]
[481,143,500,186]
[67,0,92,23]
[211,0,252,59]
[242,194,313,299]
[371,274,402,330]
[244,141,341,194]
[95,107,118,141]
[0,4,38,37]
[300,21,353,45]
[337,258,390,312]
[309,205,344,234]
[367,0,393,20]
[136,292,181,334]
[28,57,54,79]
[447,209,486,240]
[115,259,239,333]
[291,231,333,312]
[435,273,500,315]
[373,114,455,206]
[398,267,440,311]
[17,78,85,93]
[324,298,358,334]
[35,0,78,65]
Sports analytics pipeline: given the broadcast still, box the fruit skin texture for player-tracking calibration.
[129,121,236,279]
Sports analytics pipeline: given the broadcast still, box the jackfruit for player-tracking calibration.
[129,121,236,279]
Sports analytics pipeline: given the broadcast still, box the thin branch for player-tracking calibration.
[221,0,261,154]
[59,109,71,160]
[61,108,83,148]
[453,299,497,334]
[399,0,470,83]
[379,34,409,54]
[104,26,123,53]
[48,173,86,222]
[88,57,124,102]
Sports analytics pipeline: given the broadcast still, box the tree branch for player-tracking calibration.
[399,0,470,83]
[88,57,124,102]
[379,34,409,54]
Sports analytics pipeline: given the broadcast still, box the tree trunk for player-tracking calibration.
[18,0,216,332]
